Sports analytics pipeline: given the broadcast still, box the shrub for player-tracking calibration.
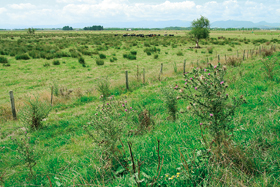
[261,57,278,80]
[130,51,137,55]
[113,57,117,61]
[226,57,242,67]
[162,88,178,121]
[19,96,52,130]
[127,54,136,60]
[207,47,214,54]
[123,53,128,58]
[154,54,159,59]
[227,48,233,51]
[110,58,114,62]
[96,59,104,66]
[147,51,151,56]
[43,62,50,67]
[96,78,111,102]
[78,57,85,65]
[52,60,60,65]
[99,53,106,59]
[0,56,8,64]
[178,63,246,149]
[15,54,30,60]
[262,49,273,57]
[177,51,183,56]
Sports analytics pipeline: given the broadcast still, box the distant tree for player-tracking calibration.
[189,16,210,48]
[83,25,103,30]
[27,28,35,34]
[62,26,73,30]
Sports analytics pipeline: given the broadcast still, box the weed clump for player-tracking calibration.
[0,56,8,64]
[52,60,60,65]
[226,57,242,67]
[99,53,106,59]
[96,59,104,66]
[261,57,278,80]
[19,96,52,130]
[177,51,184,56]
[15,54,30,60]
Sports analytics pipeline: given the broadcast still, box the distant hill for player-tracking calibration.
[211,20,280,28]
[1,20,279,30]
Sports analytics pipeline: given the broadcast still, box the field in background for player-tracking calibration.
[0,30,280,186]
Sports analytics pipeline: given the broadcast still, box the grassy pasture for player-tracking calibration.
[0,30,280,186]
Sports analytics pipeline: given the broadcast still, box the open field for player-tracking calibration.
[0,30,280,186]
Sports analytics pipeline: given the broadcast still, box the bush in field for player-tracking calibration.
[99,53,106,59]
[43,62,50,67]
[226,57,242,67]
[78,57,85,65]
[110,58,114,62]
[52,60,60,65]
[262,49,273,57]
[96,78,111,102]
[154,54,159,59]
[130,51,137,55]
[162,88,178,121]
[177,51,183,56]
[178,63,246,149]
[0,56,8,64]
[147,51,151,56]
[15,54,30,60]
[123,53,128,58]
[19,96,52,130]
[207,46,214,54]
[96,59,104,66]
[127,54,136,60]
[261,57,278,80]
[227,48,233,51]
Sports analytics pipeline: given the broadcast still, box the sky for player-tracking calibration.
[0,0,280,28]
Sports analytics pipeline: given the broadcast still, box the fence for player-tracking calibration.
[1,44,279,121]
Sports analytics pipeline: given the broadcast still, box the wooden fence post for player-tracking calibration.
[218,55,220,63]
[237,50,238,58]
[259,46,261,56]
[137,65,139,81]
[160,63,163,74]
[51,86,53,106]
[125,71,129,90]
[183,59,186,75]
[243,50,245,61]
[9,91,17,120]
[143,68,145,84]
[225,54,227,63]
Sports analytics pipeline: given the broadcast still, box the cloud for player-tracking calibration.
[0,0,280,27]
[0,8,7,14]
[8,3,36,10]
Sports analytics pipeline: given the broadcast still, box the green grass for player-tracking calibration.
[0,30,280,186]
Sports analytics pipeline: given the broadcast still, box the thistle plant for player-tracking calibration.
[177,63,246,149]
[96,78,111,103]
[11,132,37,180]
[161,88,178,121]
[19,96,52,130]
[84,99,135,171]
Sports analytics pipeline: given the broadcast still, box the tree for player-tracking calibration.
[62,26,73,30]
[27,28,35,34]
[189,16,210,48]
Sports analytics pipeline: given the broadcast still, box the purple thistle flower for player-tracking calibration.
[214,66,217,68]
[208,73,210,76]
[125,101,127,103]
[130,107,132,109]
[125,109,127,112]
[195,87,197,90]
[200,123,203,126]
[185,82,187,85]
[185,79,188,81]
[190,78,193,80]
[107,103,109,105]
[204,69,207,72]
[210,114,213,117]
[122,104,125,107]
[25,132,27,134]
[220,81,224,85]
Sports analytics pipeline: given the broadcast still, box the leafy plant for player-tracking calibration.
[96,78,111,102]
[99,53,106,59]
[162,88,178,121]
[178,63,246,149]
[12,133,37,180]
[261,57,278,80]
[96,59,104,66]
[52,60,60,65]
[15,54,30,60]
[19,96,52,130]
[177,51,183,56]
[0,56,8,64]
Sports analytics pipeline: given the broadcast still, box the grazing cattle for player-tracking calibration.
[131,34,136,36]
[169,34,174,36]
[164,34,167,36]
[123,34,128,37]
[114,34,118,36]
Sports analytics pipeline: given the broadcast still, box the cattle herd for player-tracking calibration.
[114,34,175,37]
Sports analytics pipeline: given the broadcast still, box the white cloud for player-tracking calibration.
[0,0,280,27]
[0,8,7,14]
[8,3,36,10]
